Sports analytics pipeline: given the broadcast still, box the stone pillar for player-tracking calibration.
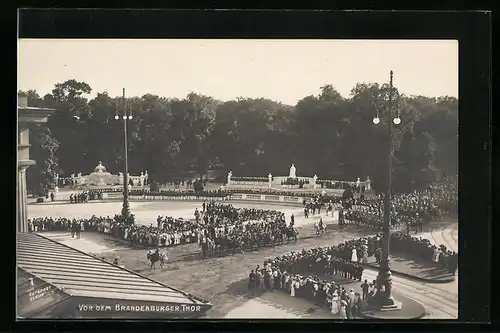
[17,168,28,233]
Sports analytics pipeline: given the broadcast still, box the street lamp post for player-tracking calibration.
[115,88,132,219]
[372,70,401,308]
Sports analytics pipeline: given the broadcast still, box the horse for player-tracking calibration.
[285,227,299,242]
[147,250,168,271]
[314,222,326,236]
[408,219,423,234]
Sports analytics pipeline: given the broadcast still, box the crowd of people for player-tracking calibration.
[27,202,300,254]
[340,179,458,231]
[69,190,104,203]
[248,265,365,319]
[249,241,366,318]
[107,215,200,247]
[249,228,457,318]
[27,214,200,248]
[197,203,297,257]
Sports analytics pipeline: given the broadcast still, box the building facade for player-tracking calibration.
[17,94,54,233]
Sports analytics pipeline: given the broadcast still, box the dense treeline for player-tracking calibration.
[20,79,457,195]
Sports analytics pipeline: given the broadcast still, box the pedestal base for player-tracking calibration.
[378,300,403,311]
[362,295,425,319]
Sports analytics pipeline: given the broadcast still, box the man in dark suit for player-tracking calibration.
[361,279,370,300]
[248,270,255,290]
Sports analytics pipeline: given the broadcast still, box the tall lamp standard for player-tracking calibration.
[115,88,132,219]
[372,70,401,308]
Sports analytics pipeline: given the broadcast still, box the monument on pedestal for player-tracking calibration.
[227,171,232,185]
[268,173,273,187]
[289,164,297,179]
[88,161,113,186]
[312,175,318,188]
[366,176,372,191]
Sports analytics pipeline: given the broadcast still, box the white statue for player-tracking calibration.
[227,171,233,184]
[139,172,145,186]
[366,176,371,190]
[289,164,297,179]
[268,173,273,187]
[356,177,361,188]
[312,175,318,188]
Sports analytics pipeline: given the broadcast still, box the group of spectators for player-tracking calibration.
[249,242,366,318]
[27,201,300,254]
[248,265,365,319]
[107,215,200,247]
[197,203,296,256]
[27,214,200,248]
[340,180,458,231]
[69,190,103,203]
[390,232,458,274]
[249,228,457,317]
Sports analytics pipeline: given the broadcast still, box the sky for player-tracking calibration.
[18,39,458,106]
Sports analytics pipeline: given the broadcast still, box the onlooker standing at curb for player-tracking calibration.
[361,279,369,300]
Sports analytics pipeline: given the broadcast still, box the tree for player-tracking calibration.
[46,80,92,175]
[23,79,457,194]
[26,125,60,195]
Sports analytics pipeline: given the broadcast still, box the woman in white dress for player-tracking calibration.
[339,298,348,319]
[351,248,358,263]
[290,278,296,297]
[331,292,340,315]
[432,248,441,263]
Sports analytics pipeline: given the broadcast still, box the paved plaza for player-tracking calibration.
[28,201,309,227]
[29,200,458,319]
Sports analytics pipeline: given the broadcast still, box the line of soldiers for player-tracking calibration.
[69,190,103,203]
